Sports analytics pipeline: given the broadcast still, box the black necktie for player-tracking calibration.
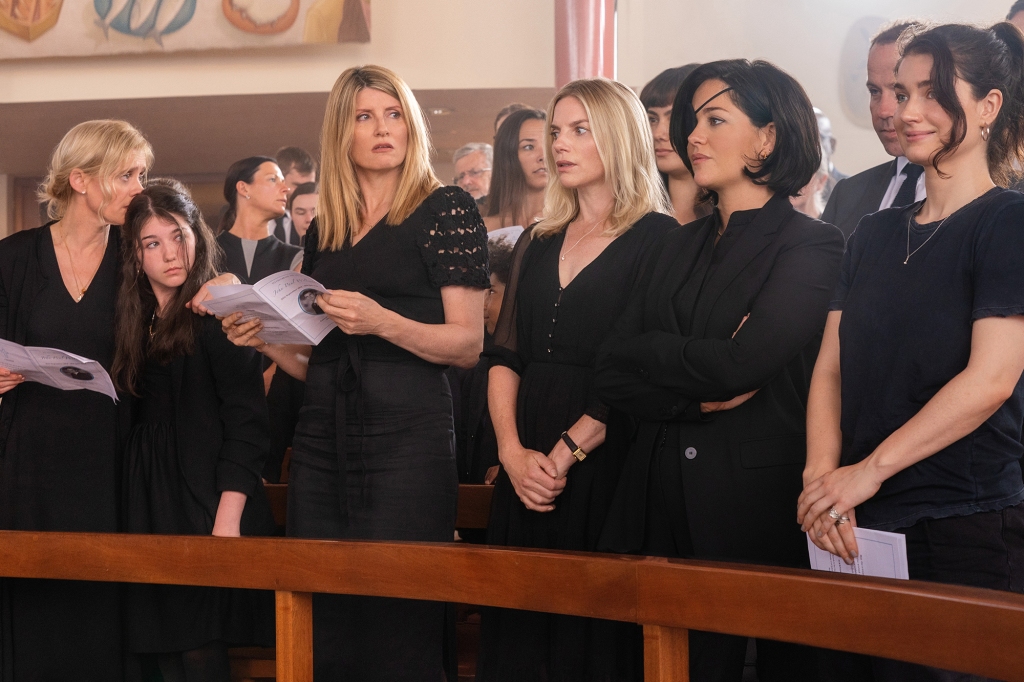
[892,163,924,208]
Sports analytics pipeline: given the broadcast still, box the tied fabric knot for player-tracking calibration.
[335,337,369,523]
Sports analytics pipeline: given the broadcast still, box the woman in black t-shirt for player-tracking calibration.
[222,65,488,682]
[800,23,1024,680]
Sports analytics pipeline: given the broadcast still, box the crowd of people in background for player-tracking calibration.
[2,6,1024,682]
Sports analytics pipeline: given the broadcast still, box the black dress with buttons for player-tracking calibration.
[477,212,675,682]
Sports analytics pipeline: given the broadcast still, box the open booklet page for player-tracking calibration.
[203,271,336,345]
[807,527,909,580]
[0,338,117,401]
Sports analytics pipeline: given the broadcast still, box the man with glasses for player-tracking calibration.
[452,142,493,208]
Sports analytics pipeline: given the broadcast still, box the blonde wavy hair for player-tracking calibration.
[532,78,670,239]
[317,65,441,250]
[38,119,154,222]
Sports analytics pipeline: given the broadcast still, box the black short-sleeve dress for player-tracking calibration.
[476,213,675,682]
[287,186,488,681]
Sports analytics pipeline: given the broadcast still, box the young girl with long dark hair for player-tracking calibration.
[112,181,274,681]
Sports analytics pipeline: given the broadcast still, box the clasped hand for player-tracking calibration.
[501,439,578,512]
[797,460,883,564]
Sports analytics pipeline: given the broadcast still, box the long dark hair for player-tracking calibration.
[219,155,276,233]
[486,108,546,227]
[112,181,223,395]
[671,59,821,205]
[898,23,1024,185]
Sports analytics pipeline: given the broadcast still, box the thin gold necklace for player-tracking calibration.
[58,223,107,302]
[560,220,602,261]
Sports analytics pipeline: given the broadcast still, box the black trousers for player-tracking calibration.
[287,360,458,682]
[642,440,823,682]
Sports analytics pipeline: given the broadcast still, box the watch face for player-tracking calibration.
[839,15,888,130]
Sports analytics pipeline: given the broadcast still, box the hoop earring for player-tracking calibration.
[981,125,991,142]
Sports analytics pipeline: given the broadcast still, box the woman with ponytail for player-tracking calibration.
[800,22,1024,680]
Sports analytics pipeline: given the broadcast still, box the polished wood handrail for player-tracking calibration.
[0,531,1022,681]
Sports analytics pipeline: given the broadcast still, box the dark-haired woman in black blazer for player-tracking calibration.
[594,59,844,682]
[112,182,274,681]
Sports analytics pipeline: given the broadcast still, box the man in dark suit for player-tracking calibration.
[821,20,923,240]
[269,146,317,246]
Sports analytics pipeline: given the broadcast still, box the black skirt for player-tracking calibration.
[288,357,458,682]
[123,361,272,653]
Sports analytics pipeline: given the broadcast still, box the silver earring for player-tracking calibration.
[244,194,251,200]
[982,125,991,142]
[80,190,86,195]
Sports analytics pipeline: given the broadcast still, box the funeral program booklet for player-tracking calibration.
[203,271,336,345]
[807,527,909,580]
[0,339,117,401]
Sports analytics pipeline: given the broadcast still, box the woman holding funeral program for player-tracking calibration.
[221,64,489,680]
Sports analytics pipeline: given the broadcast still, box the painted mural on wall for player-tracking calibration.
[0,0,370,59]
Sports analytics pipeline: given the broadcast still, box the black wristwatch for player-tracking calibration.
[560,431,587,462]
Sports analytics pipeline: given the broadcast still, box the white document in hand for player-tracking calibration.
[807,527,909,580]
[0,338,118,401]
[204,271,336,345]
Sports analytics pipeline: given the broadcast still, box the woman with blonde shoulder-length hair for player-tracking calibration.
[221,64,489,681]
[476,78,676,682]
[0,119,151,679]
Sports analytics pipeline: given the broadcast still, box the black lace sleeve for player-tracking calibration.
[301,219,320,277]
[419,187,490,289]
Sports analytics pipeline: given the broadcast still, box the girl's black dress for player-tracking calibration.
[122,316,275,656]
[0,224,126,680]
[477,213,675,682]
[289,186,488,681]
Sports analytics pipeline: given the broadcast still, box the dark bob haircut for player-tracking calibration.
[639,64,701,109]
[670,59,821,202]
[898,22,1024,186]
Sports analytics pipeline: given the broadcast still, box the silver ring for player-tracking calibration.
[829,507,841,521]
[835,516,850,526]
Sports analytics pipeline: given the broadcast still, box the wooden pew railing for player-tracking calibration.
[2,496,1024,681]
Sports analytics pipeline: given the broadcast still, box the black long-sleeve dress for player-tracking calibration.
[593,195,844,681]
[477,212,675,682]
[0,224,129,681]
[288,186,489,681]
[123,316,275,655]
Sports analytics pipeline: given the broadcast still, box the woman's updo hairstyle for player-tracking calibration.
[38,119,153,222]
[670,59,821,204]
[220,155,276,232]
[898,22,1024,186]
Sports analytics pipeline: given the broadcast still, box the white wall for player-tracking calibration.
[617,0,1014,175]
[0,0,555,103]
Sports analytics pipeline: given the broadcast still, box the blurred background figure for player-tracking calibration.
[790,141,831,220]
[640,64,711,224]
[1009,0,1024,31]
[271,146,317,246]
[494,102,531,133]
[814,107,846,204]
[453,142,493,209]
[484,107,547,232]
[821,21,925,240]
[287,181,318,246]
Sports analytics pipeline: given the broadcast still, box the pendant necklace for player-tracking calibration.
[149,311,157,340]
[904,200,971,264]
[560,221,601,261]
[59,223,108,301]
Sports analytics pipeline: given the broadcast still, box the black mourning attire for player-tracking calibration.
[476,213,676,682]
[216,229,303,482]
[831,188,1024,681]
[123,316,275,660]
[289,186,488,681]
[0,224,128,680]
[594,195,844,681]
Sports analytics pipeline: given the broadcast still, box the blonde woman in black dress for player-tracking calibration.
[223,64,488,681]
[477,78,675,682]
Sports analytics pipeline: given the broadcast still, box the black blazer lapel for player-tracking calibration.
[854,159,897,219]
[689,194,792,336]
[654,218,715,335]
